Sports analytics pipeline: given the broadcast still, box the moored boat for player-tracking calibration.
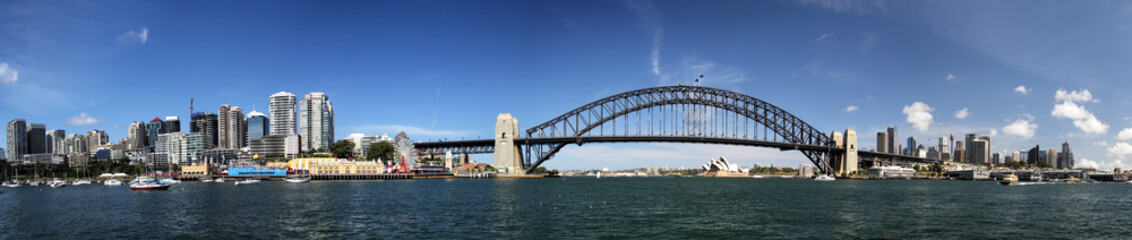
[73,179,92,185]
[285,177,310,183]
[104,179,123,186]
[48,179,67,188]
[129,177,171,190]
[814,175,836,181]
[235,179,261,186]
[2,181,21,188]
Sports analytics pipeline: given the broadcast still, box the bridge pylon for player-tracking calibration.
[829,129,859,176]
[493,113,523,175]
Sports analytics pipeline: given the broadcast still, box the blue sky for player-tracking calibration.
[3,0,1132,171]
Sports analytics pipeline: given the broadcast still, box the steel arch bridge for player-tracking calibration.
[416,85,851,174]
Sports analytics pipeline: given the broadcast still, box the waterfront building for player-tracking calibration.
[190,112,219,148]
[156,132,188,165]
[249,134,301,159]
[46,129,65,154]
[26,123,46,154]
[916,145,927,158]
[246,110,269,140]
[127,121,147,150]
[86,130,109,152]
[7,119,27,163]
[202,149,239,166]
[183,133,207,163]
[876,131,888,153]
[953,149,965,163]
[164,116,181,133]
[346,133,366,156]
[1058,141,1074,169]
[23,153,65,166]
[145,117,164,151]
[218,105,246,149]
[887,127,898,154]
[180,163,213,176]
[299,92,334,152]
[67,152,89,168]
[798,164,816,178]
[308,160,384,175]
[905,137,917,156]
[269,91,297,135]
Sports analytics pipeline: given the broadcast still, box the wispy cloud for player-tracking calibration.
[340,124,478,138]
[658,56,749,87]
[117,27,148,44]
[1013,85,1031,95]
[66,112,103,126]
[902,102,934,132]
[953,107,969,120]
[793,61,855,83]
[945,73,958,82]
[844,105,859,112]
[0,63,17,83]
[626,0,664,78]
[815,32,835,41]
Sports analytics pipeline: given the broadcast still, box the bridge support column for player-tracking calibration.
[494,113,523,175]
[829,129,859,177]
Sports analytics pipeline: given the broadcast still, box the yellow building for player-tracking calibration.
[181,163,213,176]
[309,160,385,175]
[286,157,342,171]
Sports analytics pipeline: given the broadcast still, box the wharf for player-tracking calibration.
[311,174,414,180]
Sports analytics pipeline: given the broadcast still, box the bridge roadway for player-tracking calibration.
[414,136,943,165]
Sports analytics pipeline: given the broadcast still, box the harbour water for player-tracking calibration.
[2,178,1129,239]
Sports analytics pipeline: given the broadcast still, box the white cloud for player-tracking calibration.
[816,32,835,41]
[1013,85,1031,95]
[117,27,148,44]
[1003,118,1037,138]
[953,108,969,119]
[945,73,958,81]
[66,112,103,126]
[1051,88,1108,134]
[1120,128,1132,140]
[902,102,934,132]
[1076,158,1129,172]
[1096,141,1109,146]
[340,124,477,138]
[988,129,998,137]
[0,62,17,83]
[1108,142,1132,160]
[844,105,858,112]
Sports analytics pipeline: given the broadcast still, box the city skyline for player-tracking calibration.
[2,1,1132,170]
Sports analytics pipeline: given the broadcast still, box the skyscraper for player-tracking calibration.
[86,129,108,152]
[971,139,988,164]
[7,119,27,163]
[246,110,269,140]
[300,92,334,152]
[128,121,147,150]
[64,133,87,155]
[965,134,976,164]
[1059,141,1074,169]
[269,91,297,135]
[164,116,181,133]
[225,106,246,149]
[26,123,46,154]
[145,117,164,151]
[46,129,65,155]
[218,105,231,148]
[876,131,888,153]
[887,127,897,154]
[938,137,950,161]
[905,136,917,156]
[191,112,219,148]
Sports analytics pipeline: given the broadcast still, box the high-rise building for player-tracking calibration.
[246,111,269,140]
[156,132,188,165]
[184,133,207,163]
[145,117,164,151]
[164,116,181,133]
[953,149,965,163]
[887,127,898,154]
[300,92,334,152]
[223,106,246,149]
[938,137,949,154]
[128,121,148,150]
[905,137,917,156]
[1047,148,1058,168]
[7,119,28,163]
[876,131,888,153]
[1027,145,1041,165]
[218,105,231,148]
[269,91,297,135]
[46,129,65,155]
[970,138,988,164]
[190,112,219,148]
[64,133,87,155]
[26,123,46,154]
[86,129,108,152]
[992,153,1001,165]
[964,134,976,164]
[1058,141,1074,169]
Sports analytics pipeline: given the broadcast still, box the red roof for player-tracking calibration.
[150,117,162,123]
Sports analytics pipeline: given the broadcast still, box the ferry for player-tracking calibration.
[866,166,917,179]
[1000,173,1019,185]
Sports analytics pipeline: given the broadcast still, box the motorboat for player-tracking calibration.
[104,179,123,186]
[2,181,21,188]
[48,179,67,188]
[814,175,836,181]
[285,177,310,183]
[73,179,92,185]
[200,178,214,183]
[215,178,225,183]
[27,180,40,187]
[235,179,261,186]
[129,177,172,191]
[1000,173,1019,185]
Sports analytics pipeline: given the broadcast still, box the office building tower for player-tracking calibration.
[218,105,230,148]
[7,119,27,163]
[86,129,108,152]
[46,129,65,154]
[128,121,147,150]
[145,117,164,151]
[1027,145,1041,165]
[887,127,898,154]
[992,153,1001,165]
[156,132,188,165]
[905,137,917,156]
[26,123,46,154]
[191,112,219,148]
[164,116,181,133]
[876,131,888,153]
[184,133,208,163]
[223,106,246,149]
[300,92,334,152]
[246,111,269,140]
[269,91,297,135]
[1058,141,1074,169]
[65,133,87,154]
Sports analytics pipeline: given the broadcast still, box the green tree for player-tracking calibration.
[533,166,549,174]
[366,141,396,162]
[330,140,356,159]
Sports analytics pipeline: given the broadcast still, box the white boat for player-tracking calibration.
[73,179,92,185]
[104,179,123,186]
[596,172,602,179]
[285,177,310,183]
[234,179,261,186]
[48,179,67,188]
[2,181,21,188]
[129,176,171,191]
[200,179,214,183]
[814,175,836,181]
[28,180,40,187]
[752,175,766,179]
[215,178,225,183]
[158,179,182,184]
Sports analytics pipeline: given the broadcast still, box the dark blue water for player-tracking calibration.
[1,178,1129,239]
